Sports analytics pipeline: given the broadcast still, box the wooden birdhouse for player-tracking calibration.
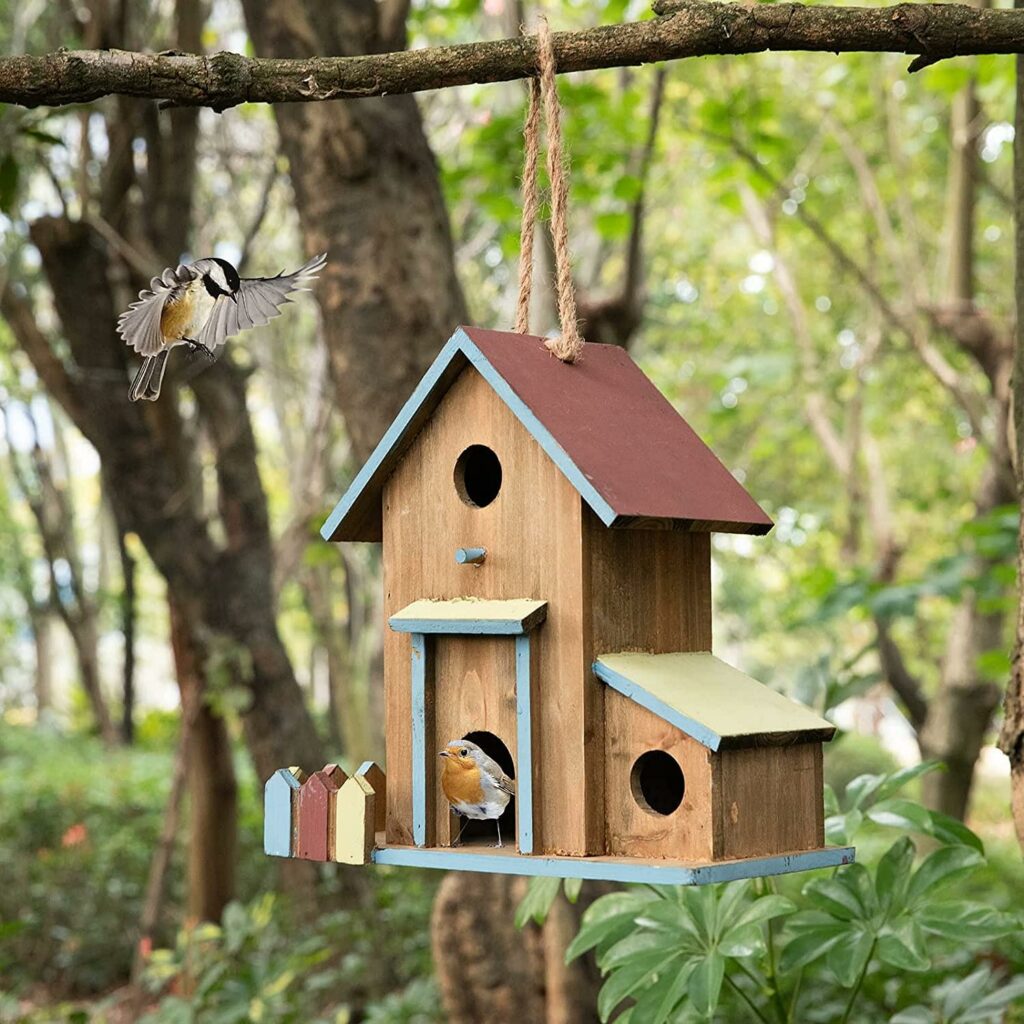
[267,327,854,884]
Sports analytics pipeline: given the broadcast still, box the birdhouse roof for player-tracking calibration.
[594,652,835,750]
[322,327,773,542]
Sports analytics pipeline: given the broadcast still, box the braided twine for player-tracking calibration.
[514,15,584,364]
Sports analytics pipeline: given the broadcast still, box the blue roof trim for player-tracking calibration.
[320,333,466,541]
[593,660,723,751]
[371,844,855,884]
[320,327,620,541]
[455,328,619,527]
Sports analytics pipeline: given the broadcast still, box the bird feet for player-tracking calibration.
[184,339,215,361]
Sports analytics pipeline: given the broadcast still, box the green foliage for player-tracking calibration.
[0,722,184,996]
[522,766,1022,1023]
[139,889,441,1024]
[0,722,269,997]
[823,731,899,799]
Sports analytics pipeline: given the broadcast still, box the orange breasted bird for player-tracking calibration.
[116,252,326,402]
[439,739,515,848]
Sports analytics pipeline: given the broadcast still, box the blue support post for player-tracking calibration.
[455,547,487,565]
[411,633,428,848]
[515,634,534,854]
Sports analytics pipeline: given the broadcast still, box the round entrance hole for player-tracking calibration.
[630,750,685,816]
[454,445,502,508]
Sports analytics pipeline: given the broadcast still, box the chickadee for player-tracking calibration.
[116,252,327,402]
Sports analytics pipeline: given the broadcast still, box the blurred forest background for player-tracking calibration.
[1,0,1024,1021]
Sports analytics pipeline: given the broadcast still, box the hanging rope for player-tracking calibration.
[514,15,584,364]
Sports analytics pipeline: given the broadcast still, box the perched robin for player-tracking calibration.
[439,739,515,848]
[116,252,326,402]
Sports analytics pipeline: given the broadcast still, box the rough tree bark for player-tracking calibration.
[169,599,238,924]
[5,2,1024,109]
[917,44,1011,815]
[432,875,604,1024]
[998,0,1024,851]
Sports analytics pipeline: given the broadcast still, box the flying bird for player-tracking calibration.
[439,739,515,848]
[116,252,326,402]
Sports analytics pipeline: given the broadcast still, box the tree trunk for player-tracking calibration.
[432,875,604,1024]
[170,599,238,923]
[920,593,1004,816]
[32,609,53,713]
[239,0,467,463]
[998,3,1024,851]
[116,519,137,744]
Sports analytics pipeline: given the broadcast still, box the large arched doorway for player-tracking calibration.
[454,729,516,847]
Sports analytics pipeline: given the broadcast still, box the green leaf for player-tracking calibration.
[803,865,874,922]
[890,1008,934,1024]
[825,808,862,845]
[687,953,725,1018]
[600,930,675,971]
[682,886,717,945]
[926,810,985,852]
[876,918,930,971]
[634,901,703,950]
[873,762,942,803]
[825,927,874,988]
[515,876,561,927]
[875,837,914,911]
[866,797,933,834]
[563,877,582,904]
[565,893,649,962]
[907,846,983,904]
[942,967,997,1020]
[777,924,847,972]
[844,772,885,809]
[718,923,763,958]
[958,974,1024,1021]
[725,894,797,933]
[597,952,678,1023]
[626,956,693,1024]
[916,901,1020,941]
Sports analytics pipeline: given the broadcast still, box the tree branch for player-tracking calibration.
[4,2,1024,109]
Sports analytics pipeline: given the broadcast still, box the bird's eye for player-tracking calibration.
[459,749,468,758]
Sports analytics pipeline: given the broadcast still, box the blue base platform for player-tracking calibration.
[371,841,855,885]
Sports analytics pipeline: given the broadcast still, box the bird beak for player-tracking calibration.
[230,292,238,304]
[438,751,449,758]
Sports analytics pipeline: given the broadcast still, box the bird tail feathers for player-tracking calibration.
[129,350,170,402]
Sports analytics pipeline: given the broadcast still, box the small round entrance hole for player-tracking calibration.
[454,445,502,508]
[454,730,515,845]
[630,750,685,816]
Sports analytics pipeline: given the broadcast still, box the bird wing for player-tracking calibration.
[476,751,516,796]
[117,264,195,356]
[197,252,326,351]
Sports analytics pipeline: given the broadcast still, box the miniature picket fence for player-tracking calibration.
[264,760,385,865]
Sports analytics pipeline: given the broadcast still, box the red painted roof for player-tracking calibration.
[322,327,772,541]
[465,328,772,532]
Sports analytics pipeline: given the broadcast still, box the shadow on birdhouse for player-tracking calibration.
[265,327,854,884]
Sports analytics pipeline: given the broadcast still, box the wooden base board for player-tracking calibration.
[370,837,854,885]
